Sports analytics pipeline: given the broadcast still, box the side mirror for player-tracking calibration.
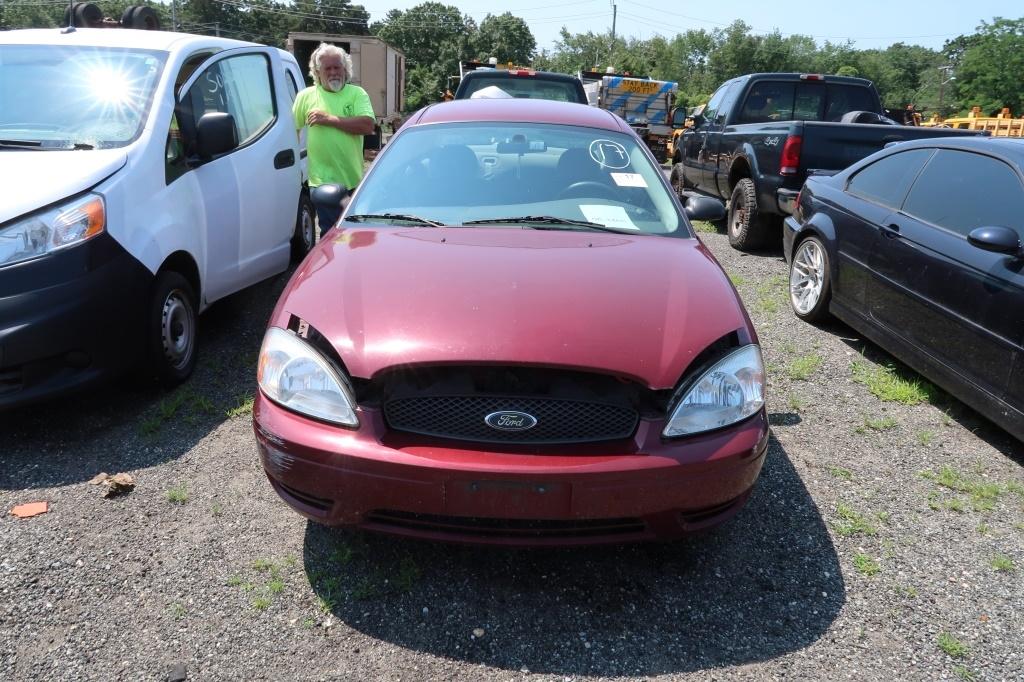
[311,184,345,211]
[195,112,238,161]
[688,113,705,128]
[685,196,726,222]
[968,226,1022,256]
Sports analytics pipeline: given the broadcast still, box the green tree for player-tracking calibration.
[952,17,1024,115]
[472,13,535,65]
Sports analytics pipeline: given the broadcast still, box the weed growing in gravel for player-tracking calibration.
[921,467,1004,512]
[937,632,969,658]
[916,430,935,446]
[876,511,890,524]
[332,544,356,566]
[252,596,271,610]
[976,523,991,535]
[787,394,807,412]
[353,575,382,600]
[953,666,978,681]
[317,596,335,614]
[834,502,877,536]
[1006,481,1024,499]
[268,578,286,594]
[394,556,421,592]
[788,354,823,380]
[850,359,935,405]
[853,554,880,576]
[829,466,853,481]
[756,297,779,314]
[283,556,298,568]
[862,415,898,431]
[227,576,243,587]
[139,416,162,436]
[302,617,316,628]
[166,483,188,504]
[252,558,274,572]
[692,220,718,234]
[990,554,1014,572]
[211,504,223,517]
[226,395,255,418]
[900,585,918,598]
[169,603,186,620]
[947,498,966,513]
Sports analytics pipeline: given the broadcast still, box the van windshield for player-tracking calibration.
[0,44,167,150]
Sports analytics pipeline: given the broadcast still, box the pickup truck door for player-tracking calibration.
[176,47,300,302]
[683,81,734,192]
[866,148,1024,405]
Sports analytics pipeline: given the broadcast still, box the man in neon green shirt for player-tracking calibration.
[293,43,376,231]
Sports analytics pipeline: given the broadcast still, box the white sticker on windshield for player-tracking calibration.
[579,205,639,230]
[588,139,631,169]
[610,172,647,187]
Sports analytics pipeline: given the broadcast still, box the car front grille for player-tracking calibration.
[384,395,638,444]
[365,509,646,539]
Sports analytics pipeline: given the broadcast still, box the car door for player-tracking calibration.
[833,148,933,309]
[176,47,300,301]
[866,148,1024,402]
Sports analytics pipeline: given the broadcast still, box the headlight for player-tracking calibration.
[257,327,359,426]
[663,345,765,437]
[0,193,106,267]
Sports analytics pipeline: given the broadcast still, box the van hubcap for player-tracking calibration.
[161,290,194,369]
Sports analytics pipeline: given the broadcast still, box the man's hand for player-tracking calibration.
[307,109,336,127]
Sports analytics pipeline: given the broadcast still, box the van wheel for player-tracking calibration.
[727,178,768,251]
[291,193,316,262]
[148,271,197,386]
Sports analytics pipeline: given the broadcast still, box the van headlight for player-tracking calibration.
[0,193,106,267]
[663,345,765,437]
[257,327,359,427]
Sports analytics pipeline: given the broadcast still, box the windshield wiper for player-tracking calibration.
[344,213,446,227]
[0,139,44,150]
[461,215,627,232]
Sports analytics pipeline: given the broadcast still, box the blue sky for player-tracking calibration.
[359,0,1007,53]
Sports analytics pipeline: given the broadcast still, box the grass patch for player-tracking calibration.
[833,502,877,536]
[976,523,991,535]
[921,467,1003,512]
[863,415,898,431]
[953,666,978,682]
[353,576,382,600]
[227,575,243,587]
[937,632,969,658]
[268,578,286,594]
[853,553,880,576]
[829,466,853,481]
[787,394,807,412]
[692,220,718,234]
[393,556,420,592]
[226,395,255,418]
[1006,481,1024,499]
[251,596,271,610]
[916,430,935,446]
[755,297,780,315]
[169,603,186,620]
[850,359,935,405]
[252,558,275,572]
[166,483,188,504]
[991,554,1014,572]
[947,497,966,513]
[211,504,223,517]
[900,585,918,598]
[788,353,823,381]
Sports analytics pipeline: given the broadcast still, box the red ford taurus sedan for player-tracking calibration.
[254,99,769,545]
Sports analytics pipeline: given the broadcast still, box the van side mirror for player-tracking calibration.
[195,112,238,161]
[968,226,1022,256]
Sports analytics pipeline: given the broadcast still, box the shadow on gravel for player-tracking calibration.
[0,271,291,491]
[836,334,1024,464]
[302,434,844,675]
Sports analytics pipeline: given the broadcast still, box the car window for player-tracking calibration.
[846,149,933,209]
[738,82,794,123]
[902,149,1024,237]
[284,69,300,102]
[823,84,877,122]
[793,83,825,121]
[460,76,581,103]
[702,82,731,123]
[347,122,684,235]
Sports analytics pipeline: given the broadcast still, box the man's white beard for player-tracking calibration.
[325,77,345,92]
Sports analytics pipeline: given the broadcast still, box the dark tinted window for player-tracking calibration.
[903,150,1024,237]
[460,76,582,103]
[703,81,734,123]
[847,149,933,208]
[739,82,794,123]
[739,81,877,123]
[823,84,877,121]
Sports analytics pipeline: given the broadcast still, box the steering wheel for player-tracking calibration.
[559,180,618,200]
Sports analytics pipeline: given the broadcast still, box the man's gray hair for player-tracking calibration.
[308,43,353,86]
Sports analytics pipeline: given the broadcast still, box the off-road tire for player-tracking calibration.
[669,162,689,196]
[727,177,770,251]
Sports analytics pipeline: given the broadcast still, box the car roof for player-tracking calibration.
[888,135,1024,165]
[409,99,631,133]
[461,69,582,84]
[1,27,258,53]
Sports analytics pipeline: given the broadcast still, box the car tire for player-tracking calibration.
[291,193,316,262]
[727,177,770,251]
[147,271,198,386]
[669,162,689,195]
[789,235,832,322]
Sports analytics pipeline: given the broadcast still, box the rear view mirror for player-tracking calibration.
[968,226,1022,256]
[685,196,726,222]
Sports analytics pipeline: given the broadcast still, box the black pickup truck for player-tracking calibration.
[673,73,986,250]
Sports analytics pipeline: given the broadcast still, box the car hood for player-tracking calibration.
[273,228,752,389]
[0,149,128,224]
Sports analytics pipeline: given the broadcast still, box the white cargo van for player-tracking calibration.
[0,28,314,407]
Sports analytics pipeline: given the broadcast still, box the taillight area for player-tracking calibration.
[780,135,802,175]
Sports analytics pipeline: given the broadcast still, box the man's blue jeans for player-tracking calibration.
[314,187,351,236]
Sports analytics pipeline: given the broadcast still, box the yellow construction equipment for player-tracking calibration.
[923,107,1024,137]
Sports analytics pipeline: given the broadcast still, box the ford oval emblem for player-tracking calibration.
[484,411,538,431]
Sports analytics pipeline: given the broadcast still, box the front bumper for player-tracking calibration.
[0,233,151,409]
[254,393,770,546]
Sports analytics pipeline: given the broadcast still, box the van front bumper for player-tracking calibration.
[0,234,152,409]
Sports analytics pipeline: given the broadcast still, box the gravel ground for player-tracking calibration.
[1,226,1022,682]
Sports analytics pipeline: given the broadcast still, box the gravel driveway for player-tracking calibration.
[1,227,1021,681]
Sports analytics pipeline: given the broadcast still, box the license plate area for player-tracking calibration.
[446,480,571,518]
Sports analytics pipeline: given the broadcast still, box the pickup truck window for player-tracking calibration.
[702,82,731,123]
[460,75,583,103]
[739,82,878,124]
[847,149,932,209]
[902,150,1024,237]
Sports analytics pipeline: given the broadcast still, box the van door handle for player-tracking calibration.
[274,150,295,169]
[881,223,901,238]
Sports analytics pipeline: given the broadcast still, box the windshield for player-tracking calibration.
[460,76,583,103]
[346,122,684,235]
[0,44,167,149]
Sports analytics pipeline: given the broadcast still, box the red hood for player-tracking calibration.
[270,228,752,389]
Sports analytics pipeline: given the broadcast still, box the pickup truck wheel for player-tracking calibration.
[669,163,690,195]
[727,178,767,251]
[148,271,198,386]
[291,193,316,262]
[789,236,832,322]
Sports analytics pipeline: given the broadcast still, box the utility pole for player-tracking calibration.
[937,65,954,119]
[610,1,617,45]
[171,0,178,31]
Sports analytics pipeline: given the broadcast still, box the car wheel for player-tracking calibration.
[727,178,769,251]
[148,271,198,386]
[669,162,689,195]
[789,235,832,322]
[291,193,316,262]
